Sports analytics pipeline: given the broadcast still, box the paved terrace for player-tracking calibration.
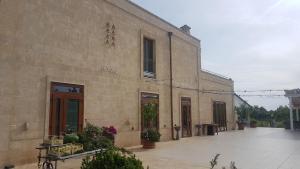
[17,128,300,169]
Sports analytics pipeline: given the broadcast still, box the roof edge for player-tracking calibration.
[234,93,251,107]
[126,0,200,42]
[201,69,233,81]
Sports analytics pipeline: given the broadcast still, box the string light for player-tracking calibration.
[200,89,288,98]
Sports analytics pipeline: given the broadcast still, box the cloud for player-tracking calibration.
[132,0,300,110]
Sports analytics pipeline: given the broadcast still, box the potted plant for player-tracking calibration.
[141,103,161,148]
[143,103,157,129]
[236,120,245,130]
[250,120,257,128]
[102,126,117,144]
[235,104,251,130]
[141,129,161,149]
[174,125,181,140]
[78,123,114,151]
[63,134,79,144]
[284,120,290,129]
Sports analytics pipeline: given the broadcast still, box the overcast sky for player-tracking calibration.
[132,0,300,110]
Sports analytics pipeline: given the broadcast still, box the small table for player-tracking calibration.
[202,124,218,136]
[195,124,202,136]
[36,144,62,169]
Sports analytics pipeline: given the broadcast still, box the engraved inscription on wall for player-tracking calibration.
[105,22,116,47]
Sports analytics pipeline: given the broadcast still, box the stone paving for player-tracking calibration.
[17,128,300,169]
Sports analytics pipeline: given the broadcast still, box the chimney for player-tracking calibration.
[180,25,191,35]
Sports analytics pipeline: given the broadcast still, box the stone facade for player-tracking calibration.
[0,0,234,167]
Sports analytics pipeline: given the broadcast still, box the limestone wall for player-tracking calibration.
[0,0,232,167]
[199,70,235,130]
[0,0,199,166]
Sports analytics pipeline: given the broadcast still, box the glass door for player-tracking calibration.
[50,96,63,136]
[181,97,192,137]
[49,82,84,136]
[213,102,227,131]
[65,99,80,133]
[141,93,159,132]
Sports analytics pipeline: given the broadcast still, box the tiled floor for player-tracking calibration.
[17,128,300,169]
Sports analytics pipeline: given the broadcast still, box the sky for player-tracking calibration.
[132,0,300,110]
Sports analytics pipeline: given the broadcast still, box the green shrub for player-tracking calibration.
[64,134,79,144]
[141,129,161,142]
[78,123,114,151]
[81,149,144,169]
[275,121,284,128]
[256,120,270,127]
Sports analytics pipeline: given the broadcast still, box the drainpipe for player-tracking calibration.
[168,32,174,139]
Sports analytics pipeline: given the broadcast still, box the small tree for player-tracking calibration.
[235,104,252,123]
[143,103,157,129]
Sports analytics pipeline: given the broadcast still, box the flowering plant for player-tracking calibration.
[102,126,117,135]
[141,129,161,142]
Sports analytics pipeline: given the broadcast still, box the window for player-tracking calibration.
[143,38,155,78]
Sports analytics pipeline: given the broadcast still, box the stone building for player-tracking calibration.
[0,0,234,166]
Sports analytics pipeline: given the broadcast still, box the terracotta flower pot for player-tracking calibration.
[250,122,257,128]
[142,140,155,149]
[238,123,245,130]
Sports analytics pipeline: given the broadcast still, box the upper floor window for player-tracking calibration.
[143,37,156,78]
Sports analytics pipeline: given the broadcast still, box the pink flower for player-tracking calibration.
[102,126,117,135]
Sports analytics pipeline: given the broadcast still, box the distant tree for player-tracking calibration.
[248,105,290,128]
[251,106,270,121]
[235,104,252,122]
[273,106,289,122]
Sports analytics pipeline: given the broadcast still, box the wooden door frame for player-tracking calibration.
[212,101,227,131]
[181,97,192,137]
[49,82,84,136]
[141,92,159,132]
[49,95,64,136]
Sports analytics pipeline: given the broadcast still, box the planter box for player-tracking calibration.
[49,143,84,157]
[44,136,63,145]
[142,140,155,149]
[250,123,257,128]
[49,144,73,157]
[71,143,84,154]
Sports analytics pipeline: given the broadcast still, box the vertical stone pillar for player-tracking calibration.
[289,98,294,131]
[296,108,299,121]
